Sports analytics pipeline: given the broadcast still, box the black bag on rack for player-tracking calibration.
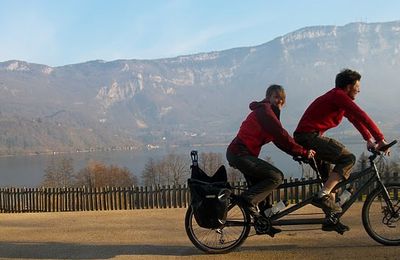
[188,151,232,229]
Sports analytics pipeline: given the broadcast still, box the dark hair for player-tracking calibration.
[335,69,361,89]
[266,84,286,104]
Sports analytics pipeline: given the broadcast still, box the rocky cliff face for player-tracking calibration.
[0,21,399,154]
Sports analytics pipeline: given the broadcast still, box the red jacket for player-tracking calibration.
[228,100,307,157]
[295,88,384,142]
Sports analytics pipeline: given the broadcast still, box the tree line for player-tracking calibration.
[41,157,138,188]
[40,151,399,188]
[40,152,243,188]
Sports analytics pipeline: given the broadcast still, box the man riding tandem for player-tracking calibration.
[226,69,390,234]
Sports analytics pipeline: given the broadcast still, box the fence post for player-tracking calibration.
[147,186,153,209]
[289,177,294,204]
[0,188,2,213]
[156,185,161,209]
[138,186,144,209]
[104,186,110,210]
[14,187,19,213]
[301,178,306,202]
[294,178,300,203]
[283,179,288,201]
[89,187,94,211]
[44,188,49,212]
[172,185,177,208]
[177,184,183,208]
[183,184,188,208]
[161,185,166,209]
[84,186,89,211]
[132,186,138,209]
[127,186,133,210]
[143,186,149,209]
[117,187,123,210]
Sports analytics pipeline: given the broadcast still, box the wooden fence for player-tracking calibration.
[0,172,398,213]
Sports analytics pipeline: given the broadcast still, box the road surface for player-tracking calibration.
[0,203,398,259]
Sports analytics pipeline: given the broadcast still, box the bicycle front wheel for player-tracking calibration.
[362,183,400,246]
[185,202,251,254]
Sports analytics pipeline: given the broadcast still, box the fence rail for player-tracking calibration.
[0,172,398,213]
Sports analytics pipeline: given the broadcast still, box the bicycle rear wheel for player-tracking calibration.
[185,202,251,254]
[362,183,400,245]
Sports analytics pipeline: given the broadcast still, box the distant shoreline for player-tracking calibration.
[0,142,231,158]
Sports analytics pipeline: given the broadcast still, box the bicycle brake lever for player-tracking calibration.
[379,140,397,152]
[369,140,398,156]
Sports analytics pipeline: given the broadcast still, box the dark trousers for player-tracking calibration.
[294,132,356,179]
[226,150,283,206]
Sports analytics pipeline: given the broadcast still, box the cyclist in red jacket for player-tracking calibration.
[227,85,315,222]
[294,69,390,215]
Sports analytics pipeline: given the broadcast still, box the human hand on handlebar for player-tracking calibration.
[367,138,377,151]
[307,149,316,159]
[376,139,391,156]
[367,138,391,156]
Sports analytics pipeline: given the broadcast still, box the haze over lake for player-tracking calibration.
[1,142,396,187]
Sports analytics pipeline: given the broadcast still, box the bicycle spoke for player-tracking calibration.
[185,203,251,253]
[363,184,400,245]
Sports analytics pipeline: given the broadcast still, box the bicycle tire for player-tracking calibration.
[185,202,251,254]
[362,183,400,246]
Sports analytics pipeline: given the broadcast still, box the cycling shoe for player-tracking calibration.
[322,221,350,235]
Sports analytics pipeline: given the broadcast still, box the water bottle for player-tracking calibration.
[337,189,352,206]
[263,200,287,217]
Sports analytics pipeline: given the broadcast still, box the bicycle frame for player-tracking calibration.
[266,154,391,227]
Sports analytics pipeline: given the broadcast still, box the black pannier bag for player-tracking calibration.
[188,151,232,229]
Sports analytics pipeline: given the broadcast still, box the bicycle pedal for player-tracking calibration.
[255,226,281,237]
[266,226,282,237]
[254,217,269,234]
[337,229,345,235]
[322,222,349,235]
[254,216,281,237]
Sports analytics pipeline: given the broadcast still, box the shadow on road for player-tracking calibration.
[0,240,389,259]
[0,242,200,259]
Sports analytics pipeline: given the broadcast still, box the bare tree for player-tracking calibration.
[385,158,400,180]
[162,153,189,186]
[389,159,400,173]
[41,157,58,187]
[74,166,93,188]
[356,152,369,171]
[199,152,223,175]
[299,163,316,179]
[142,157,164,186]
[227,167,244,183]
[376,157,389,176]
[41,156,75,187]
[198,151,244,182]
[75,160,137,187]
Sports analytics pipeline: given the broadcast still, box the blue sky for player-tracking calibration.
[1,0,399,67]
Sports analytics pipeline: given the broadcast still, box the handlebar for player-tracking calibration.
[368,140,397,155]
[293,156,311,164]
[292,156,320,179]
[293,156,318,169]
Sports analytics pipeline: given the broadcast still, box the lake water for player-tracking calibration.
[0,143,397,187]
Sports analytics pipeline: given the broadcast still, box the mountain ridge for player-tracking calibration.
[1,20,399,155]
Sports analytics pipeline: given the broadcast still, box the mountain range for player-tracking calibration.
[1,20,399,155]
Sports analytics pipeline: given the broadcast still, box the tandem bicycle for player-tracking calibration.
[185,140,399,253]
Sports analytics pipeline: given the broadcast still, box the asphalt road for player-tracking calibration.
[0,203,399,259]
